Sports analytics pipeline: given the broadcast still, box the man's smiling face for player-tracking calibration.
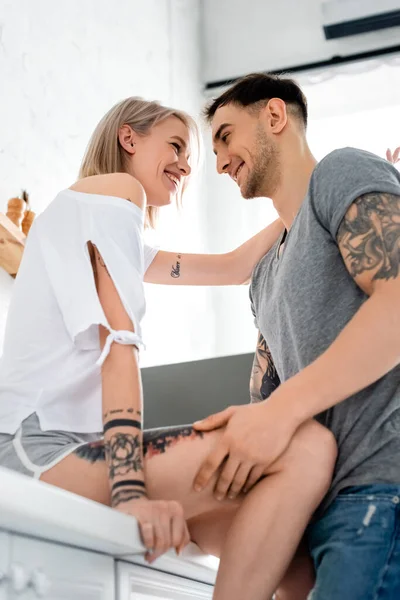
[211,103,281,200]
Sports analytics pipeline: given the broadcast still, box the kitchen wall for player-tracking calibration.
[0,0,217,366]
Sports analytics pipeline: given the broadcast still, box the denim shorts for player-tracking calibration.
[0,413,101,478]
[307,485,400,600]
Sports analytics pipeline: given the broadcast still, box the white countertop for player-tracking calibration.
[0,466,218,585]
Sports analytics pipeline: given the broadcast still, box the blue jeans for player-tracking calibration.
[307,485,400,600]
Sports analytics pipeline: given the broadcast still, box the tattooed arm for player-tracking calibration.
[336,193,400,294]
[90,238,190,560]
[250,332,280,403]
[144,219,283,286]
[89,241,146,505]
[268,191,400,427]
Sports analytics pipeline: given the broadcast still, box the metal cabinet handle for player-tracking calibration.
[0,565,51,597]
[31,568,51,597]
[9,563,31,593]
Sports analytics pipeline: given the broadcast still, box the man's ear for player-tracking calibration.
[262,98,288,134]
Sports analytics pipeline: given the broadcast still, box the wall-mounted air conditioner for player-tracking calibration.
[322,0,400,39]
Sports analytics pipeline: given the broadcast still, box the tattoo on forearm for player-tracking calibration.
[103,418,142,433]
[337,192,400,282]
[103,408,141,420]
[250,332,280,403]
[171,254,182,278]
[144,425,203,458]
[111,479,145,491]
[103,409,124,419]
[105,432,143,478]
[111,479,146,505]
[111,487,147,506]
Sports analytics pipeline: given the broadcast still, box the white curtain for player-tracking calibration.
[298,54,400,159]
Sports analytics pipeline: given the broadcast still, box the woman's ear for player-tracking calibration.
[119,124,137,154]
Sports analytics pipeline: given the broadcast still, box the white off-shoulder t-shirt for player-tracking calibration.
[0,189,158,434]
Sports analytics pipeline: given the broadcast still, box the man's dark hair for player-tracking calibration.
[204,73,308,128]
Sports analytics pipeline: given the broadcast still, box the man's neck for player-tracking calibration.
[272,143,317,231]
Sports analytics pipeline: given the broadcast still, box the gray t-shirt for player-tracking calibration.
[250,147,400,513]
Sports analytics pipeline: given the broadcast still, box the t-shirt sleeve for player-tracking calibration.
[249,284,259,329]
[37,194,146,366]
[310,147,400,240]
[143,243,159,272]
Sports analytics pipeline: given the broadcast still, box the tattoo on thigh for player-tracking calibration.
[74,440,105,463]
[144,425,203,458]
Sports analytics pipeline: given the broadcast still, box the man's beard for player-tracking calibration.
[242,125,281,199]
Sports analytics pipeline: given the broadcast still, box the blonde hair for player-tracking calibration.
[79,97,201,228]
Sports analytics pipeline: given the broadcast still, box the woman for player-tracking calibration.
[0,96,338,600]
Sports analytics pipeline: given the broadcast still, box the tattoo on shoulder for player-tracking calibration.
[171,254,182,278]
[337,192,400,282]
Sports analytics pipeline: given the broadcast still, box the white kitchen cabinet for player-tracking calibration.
[0,468,217,600]
[0,532,11,600]
[8,534,115,600]
[117,562,213,600]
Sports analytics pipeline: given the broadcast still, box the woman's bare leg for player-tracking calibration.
[40,426,240,517]
[187,505,238,556]
[40,420,335,599]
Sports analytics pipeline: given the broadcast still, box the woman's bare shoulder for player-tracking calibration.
[69,173,146,210]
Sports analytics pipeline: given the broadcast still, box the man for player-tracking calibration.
[193,73,400,598]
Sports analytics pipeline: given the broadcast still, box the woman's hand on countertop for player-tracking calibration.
[115,497,190,564]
